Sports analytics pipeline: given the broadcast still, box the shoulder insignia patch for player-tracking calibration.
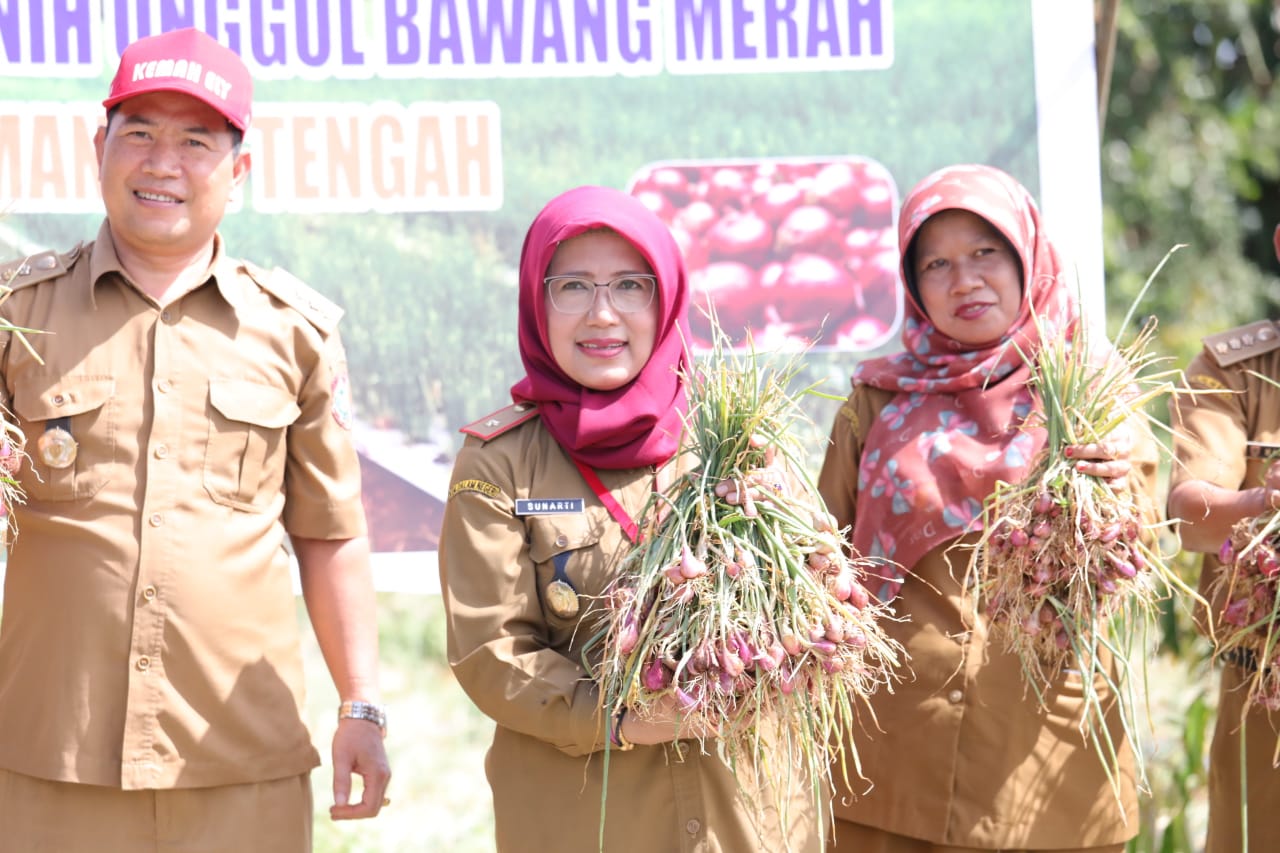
[460,403,539,441]
[1,243,83,291]
[448,479,503,499]
[1203,320,1280,367]
[245,262,344,334]
[330,369,354,430]
[1187,373,1228,391]
[838,401,860,432]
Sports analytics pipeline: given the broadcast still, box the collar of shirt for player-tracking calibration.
[85,219,247,311]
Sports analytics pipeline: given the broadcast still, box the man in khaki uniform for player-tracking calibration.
[1168,226,1280,853]
[0,28,389,851]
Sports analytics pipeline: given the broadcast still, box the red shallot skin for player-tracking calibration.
[642,657,672,691]
[679,545,707,579]
[845,581,870,611]
[671,583,697,606]
[616,618,639,655]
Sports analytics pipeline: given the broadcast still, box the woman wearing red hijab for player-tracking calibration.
[440,185,818,852]
[817,165,1155,852]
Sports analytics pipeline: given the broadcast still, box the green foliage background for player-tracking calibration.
[1102,0,1280,356]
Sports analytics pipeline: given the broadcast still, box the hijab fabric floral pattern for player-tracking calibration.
[851,164,1078,600]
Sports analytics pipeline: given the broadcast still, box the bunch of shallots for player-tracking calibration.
[1211,463,1280,714]
[979,459,1161,690]
[585,334,901,841]
[970,254,1195,801]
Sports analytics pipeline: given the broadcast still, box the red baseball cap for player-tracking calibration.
[103,28,252,132]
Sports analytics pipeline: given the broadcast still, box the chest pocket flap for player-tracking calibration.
[14,377,115,421]
[527,512,600,564]
[206,380,301,510]
[12,376,116,501]
[209,380,301,427]
[527,511,606,632]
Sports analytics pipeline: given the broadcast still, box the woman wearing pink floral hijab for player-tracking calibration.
[817,165,1156,852]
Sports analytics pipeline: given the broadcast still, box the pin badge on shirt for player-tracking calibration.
[37,417,76,469]
[545,551,579,619]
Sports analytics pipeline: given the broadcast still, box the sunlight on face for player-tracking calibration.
[912,209,1023,347]
[544,230,659,391]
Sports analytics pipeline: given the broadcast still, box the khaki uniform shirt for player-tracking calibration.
[1168,322,1280,853]
[439,407,818,853]
[0,225,366,790]
[816,384,1148,849]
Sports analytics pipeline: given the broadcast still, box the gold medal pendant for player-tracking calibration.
[545,551,580,619]
[545,579,580,619]
[37,425,77,469]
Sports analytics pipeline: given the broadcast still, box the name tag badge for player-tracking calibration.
[515,498,585,516]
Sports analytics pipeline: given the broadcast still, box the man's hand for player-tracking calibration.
[329,717,392,820]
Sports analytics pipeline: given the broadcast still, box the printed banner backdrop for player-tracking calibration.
[0,0,1103,589]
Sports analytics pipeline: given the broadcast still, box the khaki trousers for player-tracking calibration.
[828,820,1125,853]
[0,768,312,853]
[1205,664,1280,853]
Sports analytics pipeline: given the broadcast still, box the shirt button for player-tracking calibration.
[52,393,65,406]
[142,585,157,602]
[948,689,964,704]
[154,444,169,459]
[554,535,568,547]
[161,310,173,323]
[149,513,163,527]
[156,379,172,394]
[136,656,151,671]
[685,819,701,836]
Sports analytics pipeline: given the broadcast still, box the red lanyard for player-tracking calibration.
[573,460,640,543]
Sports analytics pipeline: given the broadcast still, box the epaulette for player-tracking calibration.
[244,261,343,334]
[0,243,83,291]
[460,402,539,441]
[1202,319,1280,367]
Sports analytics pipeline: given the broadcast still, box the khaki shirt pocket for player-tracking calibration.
[13,376,115,501]
[527,513,605,645]
[205,379,301,511]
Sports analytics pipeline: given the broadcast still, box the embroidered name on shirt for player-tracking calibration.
[515,498,584,515]
[449,479,502,499]
[1189,373,1227,391]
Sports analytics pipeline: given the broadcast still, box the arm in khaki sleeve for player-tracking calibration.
[295,534,391,821]
[284,331,367,539]
[1167,353,1266,553]
[286,328,387,817]
[439,443,608,758]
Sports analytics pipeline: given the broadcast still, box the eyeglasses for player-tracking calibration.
[544,274,658,314]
